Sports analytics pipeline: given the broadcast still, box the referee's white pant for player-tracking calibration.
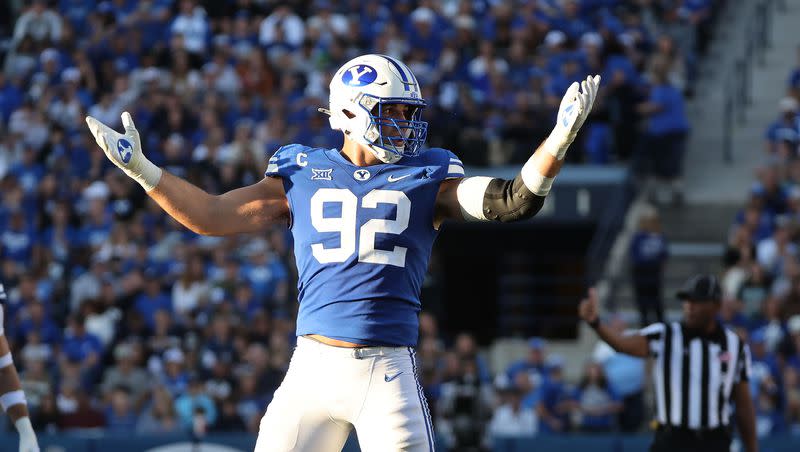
[254,336,436,452]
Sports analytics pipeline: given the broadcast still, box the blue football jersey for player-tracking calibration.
[265,145,464,346]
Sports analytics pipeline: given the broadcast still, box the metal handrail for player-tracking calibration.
[722,0,775,162]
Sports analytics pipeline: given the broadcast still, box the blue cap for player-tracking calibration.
[98,1,113,13]
[528,337,546,350]
[547,354,565,369]
[750,328,766,344]
[143,266,160,279]
[750,182,765,196]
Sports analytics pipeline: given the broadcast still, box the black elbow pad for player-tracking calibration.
[482,175,546,222]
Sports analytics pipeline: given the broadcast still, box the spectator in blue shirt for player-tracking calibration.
[506,337,549,388]
[734,201,775,244]
[232,283,260,319]
[630,206,669,326]
[753,165,789,217]
[358,2,391,47]
[292,111,341,151]
[241,242,288,305]
[789,45,800,100]
[536,355,575,433]
[160,347,190,397]
[750,329,782,397]
[763,97,799,155]
[134,269,172,330]
[0,71,24,123]
[1,210,36,269]
[552,0,592,40]
[175,374,217,431]
[636,55,690,203]
[574,361,621,432]
[16,300,60,346]
[751,328,787,436]
[61,315,104,374]
[234,368,270,432]
[406,7,443,63]
[104,385,139,433]
[9,147,45,195]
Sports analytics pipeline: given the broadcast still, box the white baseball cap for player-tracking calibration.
[410,7,435,24]
[164,348,185,364]
[780,96,799,113]
[545,30,567,47]
[788,315,800,334]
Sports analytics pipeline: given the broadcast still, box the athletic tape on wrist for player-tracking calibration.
[0,353,12,368]
[0,390,26,411]
[132,161,163,192]
[14,416,35,437]
[520,158,554,197]
[542,136,570,161]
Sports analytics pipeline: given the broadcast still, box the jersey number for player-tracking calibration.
[310,188,410,267]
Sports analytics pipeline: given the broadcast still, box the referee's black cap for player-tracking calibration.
[676,274,721,303]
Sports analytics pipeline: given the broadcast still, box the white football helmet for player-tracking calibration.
[323,54,428,163]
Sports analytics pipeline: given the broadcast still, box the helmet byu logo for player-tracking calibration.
[342,65,377,87]
[117,138,134,164]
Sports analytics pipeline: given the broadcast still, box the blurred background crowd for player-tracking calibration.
[4,0,793,451]
[709,44,800,438]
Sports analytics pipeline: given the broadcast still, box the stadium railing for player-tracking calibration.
[723,0,781,163]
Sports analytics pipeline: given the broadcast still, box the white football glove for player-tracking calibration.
[543,74,601,160]
[15,417,39,452]
[85,112,162,191]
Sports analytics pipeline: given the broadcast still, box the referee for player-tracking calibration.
[578,274,757,452]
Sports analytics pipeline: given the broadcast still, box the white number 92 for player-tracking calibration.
[310,188,411,267]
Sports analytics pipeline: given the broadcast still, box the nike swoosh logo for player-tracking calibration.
[384,371,403,382]
[387,174,412,182]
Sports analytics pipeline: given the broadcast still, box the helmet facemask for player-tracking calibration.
[361,95,428,161]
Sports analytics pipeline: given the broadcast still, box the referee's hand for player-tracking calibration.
[578,288,599,324]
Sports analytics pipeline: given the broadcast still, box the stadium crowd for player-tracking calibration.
[0,0,738,450]
[716,43,800,438]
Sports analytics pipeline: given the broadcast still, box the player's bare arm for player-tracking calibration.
[85,113,289,236]
[435,75,600,226]
[0,305,39,452]
[579,287,650,358]
[148,174,288,236]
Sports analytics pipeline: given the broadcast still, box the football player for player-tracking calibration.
[0,283,39,452]
[86,54,599,451]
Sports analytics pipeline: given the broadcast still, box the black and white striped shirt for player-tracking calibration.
[639,321,751,429]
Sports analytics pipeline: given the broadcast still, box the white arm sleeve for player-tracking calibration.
[456,176,493,221]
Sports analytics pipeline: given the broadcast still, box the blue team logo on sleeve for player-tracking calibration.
[117,138,133,164]
[342,65,378,87]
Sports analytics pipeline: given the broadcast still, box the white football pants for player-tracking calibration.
[254,336,435,452]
